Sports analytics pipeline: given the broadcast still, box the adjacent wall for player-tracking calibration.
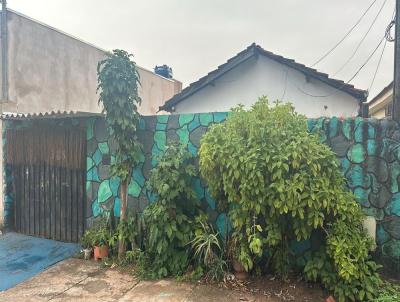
[86,112,229,233]
[3,114,400,272]
[0,10,181,116]
[86,114,400,272]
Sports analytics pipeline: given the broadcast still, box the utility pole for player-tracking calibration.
[393,0,400,119]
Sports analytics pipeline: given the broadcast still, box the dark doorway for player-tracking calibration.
[6,123,86,243]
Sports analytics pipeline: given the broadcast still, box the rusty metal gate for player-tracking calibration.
[6,125,86,242]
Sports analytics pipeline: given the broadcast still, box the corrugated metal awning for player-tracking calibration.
[1,110,103,120]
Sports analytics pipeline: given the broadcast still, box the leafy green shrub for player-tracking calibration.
[97,49,142,258]
[374,292,400,302]
[190,215,227,281]
[92,225,110,246]
[199,97,381,302]
[142,143,199,279]
[176,266,205,282]
[81,229,95,249]
[191,215,222,267]
[373,282,400,302]
[109,214,145,252]
[82,217,115,248]
[121,248,144,265]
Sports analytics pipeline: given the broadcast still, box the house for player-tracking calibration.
[0,8,182,228]
[160,43,367,118]
[0,9,182,116]
[369,82,393,118]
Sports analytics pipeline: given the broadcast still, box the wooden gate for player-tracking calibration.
[6,124,86,243]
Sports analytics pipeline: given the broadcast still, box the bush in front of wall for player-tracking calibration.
[97,49,142,259]
[81,218,113,261]
[81,228,95,260]
[109,214,144,254]
[372,282,400,302]
[198,97,382,302]
[81,229,95,249]
[141,143,199,279]
[190,214,227,282]
[81,218,111,248]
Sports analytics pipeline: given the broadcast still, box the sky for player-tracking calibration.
[8,0,396,100]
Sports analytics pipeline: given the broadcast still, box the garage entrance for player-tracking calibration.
[6,123,86,243]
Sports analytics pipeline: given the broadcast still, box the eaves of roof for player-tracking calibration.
[160,43,367,112]
[1,110,103,120]
[369,81,393,105]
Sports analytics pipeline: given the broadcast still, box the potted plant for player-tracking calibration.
[93,226,110,261]
[232,258,248,280]
[190,216,228,281]
[228,236,248,280]
[81,229,94,260]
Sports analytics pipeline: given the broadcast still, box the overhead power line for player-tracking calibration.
[385,8,396,41]
[297,36,385,98]
[368,38,388,92]
[311,0,378,67]
[332,0,388,76]
[343,37,384,84]
[369,8,396,92]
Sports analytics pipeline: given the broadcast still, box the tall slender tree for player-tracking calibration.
[97,49,142,258]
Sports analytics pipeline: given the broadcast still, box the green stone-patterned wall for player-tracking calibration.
[86,113,230,236]
[3,114,397,271]
[308,117,400,272]
[87,114,400,272]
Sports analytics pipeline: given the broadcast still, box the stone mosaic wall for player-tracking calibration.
[87,114,400,272]
[86,112,230,236]
[308,117,400,272]
[3,113,400,271]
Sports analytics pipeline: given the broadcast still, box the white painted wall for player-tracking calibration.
[175,56,361,118]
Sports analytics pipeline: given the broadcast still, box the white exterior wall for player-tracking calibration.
[369,89,392,119]
[175,56,360,118]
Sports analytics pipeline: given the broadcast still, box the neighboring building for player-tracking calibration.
[369,82,393,118]
[0,9,182,116]
[0,8,182,227]
[160,43,367,118]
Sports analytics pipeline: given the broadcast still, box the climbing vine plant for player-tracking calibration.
[199,97,382,302]
[97,49,142,258]
[142,143,199,278]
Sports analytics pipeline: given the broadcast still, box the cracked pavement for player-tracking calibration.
[0,259,269,301]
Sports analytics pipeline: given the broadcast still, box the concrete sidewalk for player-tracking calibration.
[0,259,270,302]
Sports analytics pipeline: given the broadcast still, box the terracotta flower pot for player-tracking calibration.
[326,296,336,302]
[232,259,245,272]
[93,245,109,261]
[234,271,248,280]
[232,259,248,280]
